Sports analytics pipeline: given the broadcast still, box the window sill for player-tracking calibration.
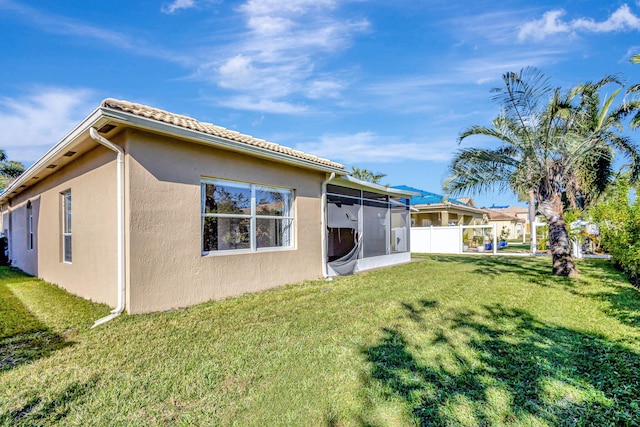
[202,246,296,257]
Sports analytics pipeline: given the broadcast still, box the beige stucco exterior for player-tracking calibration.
[487,218,525,240]
[484,206,528,240]
[2,143,119,306]
[3,129,327,314]
[124,130,326,314]
[2,99,414,317]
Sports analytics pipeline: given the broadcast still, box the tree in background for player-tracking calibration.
[626,54,640,129]
[590,174,640,287]
[588,53,640,286]
[0,149,25,191]
[567,75,640,208]
[350,166,386,184]
[445,67,640,277]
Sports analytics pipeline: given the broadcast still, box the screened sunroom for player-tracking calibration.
[325,176,414,276]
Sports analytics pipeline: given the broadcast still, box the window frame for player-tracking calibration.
[201,178,294,255]
[61,190,72,263]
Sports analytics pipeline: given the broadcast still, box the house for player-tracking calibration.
[1,99,413,323]
[484,208,526,241]
[486,205,533,238]
[489,205,529,220]
[392,185,486,227]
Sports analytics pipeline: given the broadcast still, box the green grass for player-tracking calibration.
[1,256,640,426]
[498,242,531,253]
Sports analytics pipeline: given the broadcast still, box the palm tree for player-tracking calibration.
[445,67,640,277]
[350,166,387,184]
[626,54,640,130]
[0,160,24,179]
[0,151,23,191]
[565,76,640,208]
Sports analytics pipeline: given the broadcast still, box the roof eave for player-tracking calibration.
[330,175,418,197]
[99,108,347,175]
[0,107,106,205]
[413,203,486,215]
[0,107,347,204]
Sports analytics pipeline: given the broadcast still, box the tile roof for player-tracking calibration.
[485,209,526,221]
[456,197,476,207]
[489,205,528,213]
[101,98,345,170]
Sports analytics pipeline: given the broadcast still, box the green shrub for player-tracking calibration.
[591,177,640,287]
[537,237,548,251]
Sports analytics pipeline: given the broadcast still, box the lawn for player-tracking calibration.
[498,242,531,253]
[1,256,640,426]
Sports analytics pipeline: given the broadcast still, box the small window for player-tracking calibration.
[62,191,72,263]
[27,201,33,250]
[201,179,294,254]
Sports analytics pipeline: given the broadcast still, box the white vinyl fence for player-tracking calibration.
[411,225,499,255]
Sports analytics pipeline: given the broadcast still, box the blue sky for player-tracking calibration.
[1,0,640,207]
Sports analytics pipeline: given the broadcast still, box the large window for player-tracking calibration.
[27,201,33,250]
[201,179,293,254]
[62,191,72,263]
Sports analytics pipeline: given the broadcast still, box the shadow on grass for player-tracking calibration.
[426,255,553,282]
[0,375,99,425]
[0,281,73,372]
[547,260,640,330]
[362,302,640,426]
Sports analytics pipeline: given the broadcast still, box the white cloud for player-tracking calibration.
[519,5,640,41]
[442,10,569,89]
[0,88,97,163]
[518,10,571,41]
[294,132,453,163]
[195,0,369,113]
[573,4,640,32]
[218,96,308,114]
[0,0,193,65]
[239,0,337,18]
[305,79,344,99]
[448,10,532,46]
[162,0,195,14]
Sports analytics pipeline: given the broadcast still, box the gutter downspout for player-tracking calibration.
[321,172,336,278]
[89,128,126,327]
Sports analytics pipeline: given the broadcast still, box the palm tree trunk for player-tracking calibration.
[538,196,579,277]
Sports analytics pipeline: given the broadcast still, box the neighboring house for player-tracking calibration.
[392,185,486,227]
[0,99,413,320]
[487,205,533,236]
[484,208,526,241]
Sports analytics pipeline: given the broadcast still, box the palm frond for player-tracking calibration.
[445,147,519,196]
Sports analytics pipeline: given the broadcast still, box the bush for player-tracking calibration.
[537,237,548,251]
[591,177,640,287]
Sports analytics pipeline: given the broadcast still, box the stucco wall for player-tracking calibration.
[4,143,119,306]
[125,131,326,314]
[488,220,523,240]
